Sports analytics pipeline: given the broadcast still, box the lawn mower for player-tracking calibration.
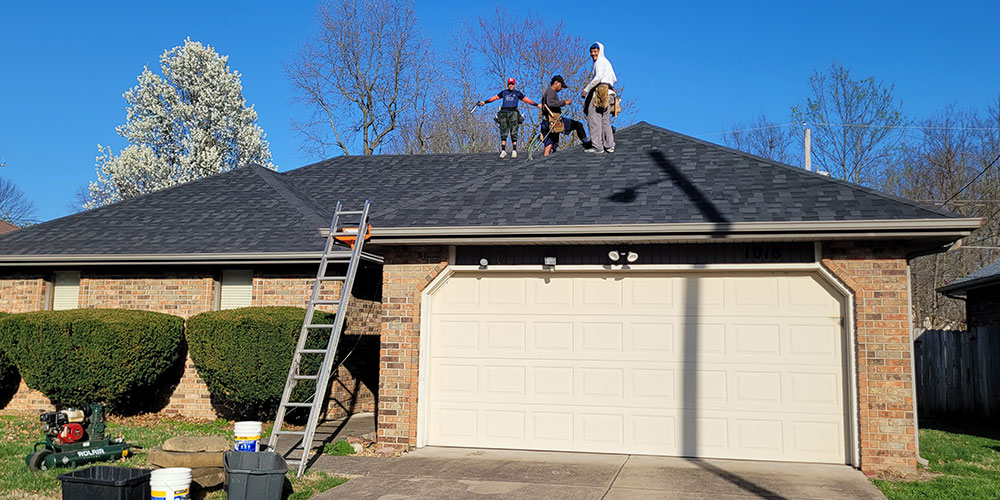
[25,404,136,471]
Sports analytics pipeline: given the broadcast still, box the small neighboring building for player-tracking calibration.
[0,221,17,235]
[939,259,1000,327]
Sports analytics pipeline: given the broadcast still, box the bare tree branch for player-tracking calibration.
[288,0,427,156]
[0,177,36,227]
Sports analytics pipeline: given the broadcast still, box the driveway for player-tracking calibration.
[313,447,886,500]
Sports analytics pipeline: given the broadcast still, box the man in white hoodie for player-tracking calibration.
[581,42,617,153]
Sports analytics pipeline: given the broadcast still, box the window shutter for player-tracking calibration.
[52,271,81,311]
[220,270,253,310]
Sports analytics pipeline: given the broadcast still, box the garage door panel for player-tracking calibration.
[427,272,848,464]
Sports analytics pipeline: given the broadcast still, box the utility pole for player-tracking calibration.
[803,124,812,172]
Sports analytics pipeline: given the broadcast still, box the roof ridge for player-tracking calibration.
[249,166,330,228]
[636,122,964,219]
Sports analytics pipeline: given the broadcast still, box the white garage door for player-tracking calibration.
[425,271,848,463]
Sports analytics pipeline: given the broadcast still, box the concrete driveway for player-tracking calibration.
[313,447,886,500]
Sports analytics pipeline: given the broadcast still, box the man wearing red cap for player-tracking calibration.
[478,77,540,158]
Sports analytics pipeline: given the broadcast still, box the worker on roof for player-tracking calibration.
[540,75,592,157]
[581,42,617,153]
[478,77,540,159]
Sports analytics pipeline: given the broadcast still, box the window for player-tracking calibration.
[219,270,253,310]
[52,271,81,311]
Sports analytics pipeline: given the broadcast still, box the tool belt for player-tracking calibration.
[542,105,564,133]
[594,83,610,110]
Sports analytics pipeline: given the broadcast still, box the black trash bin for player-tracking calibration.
[224,451,288,500]
[58,465,151,500]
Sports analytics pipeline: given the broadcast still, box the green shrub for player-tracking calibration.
[0,309,184,410]
[0,313,17,385]
[186,307,334,419]
[323,439,355,456]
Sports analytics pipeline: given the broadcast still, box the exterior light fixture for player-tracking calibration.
[479,258,489,267]
[543,256,557,266]
[626,252,639,263]
[608,251,620,262]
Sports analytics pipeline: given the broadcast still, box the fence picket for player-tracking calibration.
[914,327,1000,418]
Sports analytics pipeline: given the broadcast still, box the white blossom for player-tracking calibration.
[86,39,274,209]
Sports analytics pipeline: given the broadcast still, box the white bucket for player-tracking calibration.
[150,467,192,500]
[234,421,263,452]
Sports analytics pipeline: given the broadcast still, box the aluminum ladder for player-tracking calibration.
[267,200,373,477]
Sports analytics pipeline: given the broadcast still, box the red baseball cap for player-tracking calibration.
[507,77,515,85]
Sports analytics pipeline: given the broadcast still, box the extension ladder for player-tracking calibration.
[267,200,374,477]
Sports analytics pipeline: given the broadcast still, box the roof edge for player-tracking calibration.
[366,218,984,238]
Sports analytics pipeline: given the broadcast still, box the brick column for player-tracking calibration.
[822,243,917,475]
[377,247,448,449]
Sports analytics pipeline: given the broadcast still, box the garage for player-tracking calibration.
[423,270,850,464]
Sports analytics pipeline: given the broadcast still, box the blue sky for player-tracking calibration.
[1,1,998,222]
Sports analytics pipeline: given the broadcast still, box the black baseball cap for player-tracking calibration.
[550,75,567,88]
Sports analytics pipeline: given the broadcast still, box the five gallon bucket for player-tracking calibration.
[150,467,191,500]
[234,421,263,452]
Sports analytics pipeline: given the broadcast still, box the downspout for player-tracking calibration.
[907,263,929,467]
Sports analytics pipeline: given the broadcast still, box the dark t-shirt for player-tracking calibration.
[541,87,563,115]
[496,89,526,110]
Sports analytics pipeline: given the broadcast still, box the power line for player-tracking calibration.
[937,152,1000,207]
[697,121,998,139]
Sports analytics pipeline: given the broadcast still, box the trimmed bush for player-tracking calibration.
[0,309,185,411]
[186,307,334,419]
[0,312,17,385]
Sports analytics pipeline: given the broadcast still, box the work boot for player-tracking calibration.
[511,150,518,158]
[499,150,507,158]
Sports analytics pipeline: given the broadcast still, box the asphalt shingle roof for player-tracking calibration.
[0,122,968,257]
[939,258,1000,293]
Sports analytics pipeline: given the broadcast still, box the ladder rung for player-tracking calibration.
[283,402,313,407]
[318,276,346,281]
[313,299,340,305]
[292,374,318,380]
[298,349,328,354]
[304,324,336,328]
[274,430,306,436]
[335,210,364,215]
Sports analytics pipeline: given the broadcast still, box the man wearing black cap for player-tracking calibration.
[478,77,540,158]
[539,75,592,157]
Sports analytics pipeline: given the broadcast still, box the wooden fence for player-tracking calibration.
[913,326,1000,418]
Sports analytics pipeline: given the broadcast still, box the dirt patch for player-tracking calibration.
[874,466,942,481]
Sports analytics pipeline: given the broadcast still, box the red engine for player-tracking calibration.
[58,423,85,444]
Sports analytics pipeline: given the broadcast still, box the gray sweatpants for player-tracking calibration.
[586,100,615,150]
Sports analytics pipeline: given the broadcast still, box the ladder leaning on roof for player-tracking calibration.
[267,200,374,477]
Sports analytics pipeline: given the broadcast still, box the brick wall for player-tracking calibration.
[376,247,449,449]
[254,266,382,417]
[968,283,1000,327]
[0,267,382,422]
[0,275,48,313]
[821,242,918,475]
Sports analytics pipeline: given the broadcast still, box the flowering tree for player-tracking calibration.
[86,39,274,209]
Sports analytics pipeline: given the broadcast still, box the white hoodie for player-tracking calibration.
[583,42,617,94]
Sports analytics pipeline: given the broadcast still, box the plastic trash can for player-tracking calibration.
[58,466,151,500]
[224,451,288,500]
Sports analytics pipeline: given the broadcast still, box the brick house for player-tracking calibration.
[0,123,981,475]
[0,221,17,235]
[939,258,1000,327]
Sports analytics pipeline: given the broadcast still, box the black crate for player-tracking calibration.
[58,466,151,500]
[224,451,288,500]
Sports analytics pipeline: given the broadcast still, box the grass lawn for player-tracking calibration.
[873,422,1000,499]
[0,414,346,499]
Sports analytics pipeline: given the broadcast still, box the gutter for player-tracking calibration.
[0,251,384,266]
[361,218,983,245]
